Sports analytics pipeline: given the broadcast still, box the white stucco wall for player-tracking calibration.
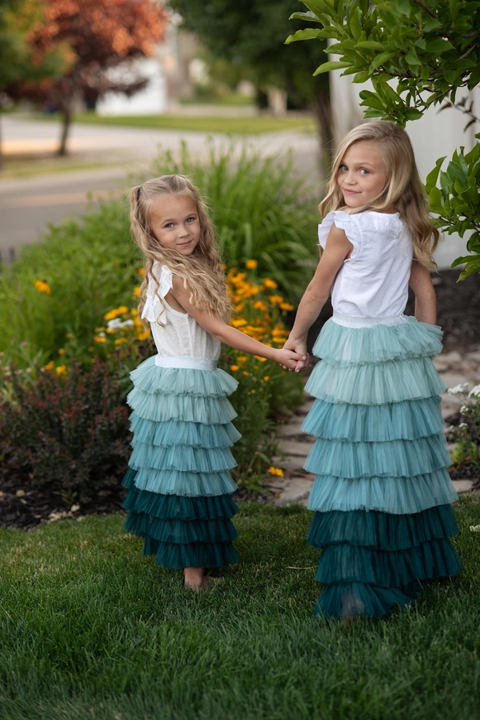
[330,71,480,269]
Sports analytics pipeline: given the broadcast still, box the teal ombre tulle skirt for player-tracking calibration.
[303,314,461,619]
[122,357,240,569]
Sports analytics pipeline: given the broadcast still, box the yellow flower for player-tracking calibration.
[268,466,284,477]
[264,376,270,381]
[94,336,106,344]
[263,278,277,289]
[138,268,146,276]
[44,361,54,371]
[58,348,65,356]
[242,371,249,376]
[137,330,150,341]
[55,365,67,376]
[231,318,247,328]
[254,301,267,311]
[245,259,258,270]
[34,280,51,295]
[133,287,141,297]
[280,302,294,311]
[269,295,284,304]
[114,338,127,345]
[254,356,267,362]
[230,365,239,372]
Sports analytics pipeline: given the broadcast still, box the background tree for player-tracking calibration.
[167,0,333,165]
[5,0,167,156]
[0,0,69,168]
[287,0,480,277]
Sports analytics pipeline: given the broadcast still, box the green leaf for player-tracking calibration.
[355,40,386,51]
[289,11,322,23]
[392,0,411,16]
[313,60,352,75]
[423,18,442,33]
[425,157,446,190]
[285,28,321,44]
[404,108,423,121]
[370,51,396,71]
[353,70,372,83]
[425,39,455,53]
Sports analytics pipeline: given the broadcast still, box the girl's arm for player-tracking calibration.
[409,262,436,325]
[284,224,353,358]
[168,276,305,371]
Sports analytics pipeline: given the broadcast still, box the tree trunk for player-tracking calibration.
[312,87,334,176]
[0,110,3,171]
[57,102,71,156]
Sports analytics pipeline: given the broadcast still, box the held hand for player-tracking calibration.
[283,337,309,372]
[274,348,307,372]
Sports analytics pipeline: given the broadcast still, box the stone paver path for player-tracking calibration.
[267,348,480,505]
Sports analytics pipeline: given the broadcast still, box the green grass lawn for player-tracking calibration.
[34,112,317,135]
[1,498,479,720]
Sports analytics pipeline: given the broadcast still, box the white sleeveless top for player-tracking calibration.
[141,262,220,370]
[319,210,413,319]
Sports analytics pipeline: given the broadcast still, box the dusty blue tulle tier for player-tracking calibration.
[304,317,460,619]
[313,316,443,366]
[302,397,444,442]
[123,359,240,569]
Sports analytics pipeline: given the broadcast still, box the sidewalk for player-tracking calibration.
[269,348,480,505]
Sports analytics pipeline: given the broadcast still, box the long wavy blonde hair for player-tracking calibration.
[320,121,439,269]
[130,175,231,324]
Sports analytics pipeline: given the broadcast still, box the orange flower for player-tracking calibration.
[34,280,51,295]
[245,259,258,269]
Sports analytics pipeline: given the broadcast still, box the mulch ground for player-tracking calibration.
[1,269,479,531]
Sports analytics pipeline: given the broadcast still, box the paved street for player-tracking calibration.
[0,115,321,258]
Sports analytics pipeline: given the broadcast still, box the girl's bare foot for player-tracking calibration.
[183,567,208,590]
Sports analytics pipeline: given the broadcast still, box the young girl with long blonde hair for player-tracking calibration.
[285,120,461,620]
[122,174,303,590]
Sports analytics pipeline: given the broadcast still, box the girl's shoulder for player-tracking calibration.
[318,210,360,249]
[318,210,403,248]
[141,262,174,323]
[151,261,174,297]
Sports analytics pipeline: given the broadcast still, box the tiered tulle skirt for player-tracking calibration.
[303,314,461,619]
[122,357,240,569]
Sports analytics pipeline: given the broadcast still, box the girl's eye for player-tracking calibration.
[186,216,196,223]
[360,169,369,175]
[164,222,174,228]
[339,164,348,172]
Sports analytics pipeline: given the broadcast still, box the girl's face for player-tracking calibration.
[149,194,201,255]
[337,141,388,208]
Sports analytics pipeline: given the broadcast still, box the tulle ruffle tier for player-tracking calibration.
[304,317,460,619]
[122,359,240,569]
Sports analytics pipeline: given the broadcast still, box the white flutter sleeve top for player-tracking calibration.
[140,261,220,368]
[319,210,413,318]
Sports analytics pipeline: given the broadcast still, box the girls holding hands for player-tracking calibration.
[285,120,461,620]
[122,174,304,590]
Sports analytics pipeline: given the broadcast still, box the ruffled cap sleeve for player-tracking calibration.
[140,263,173,323]
[318,210,361,259]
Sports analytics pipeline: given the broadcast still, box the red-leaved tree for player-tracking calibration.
[6,0,167,155]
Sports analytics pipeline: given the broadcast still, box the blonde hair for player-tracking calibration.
[320,121,439,269]
[130,175,231,324]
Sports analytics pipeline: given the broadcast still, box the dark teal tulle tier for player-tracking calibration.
[122,359,240,569]
[307,505,459,551]
[304,317,461,619]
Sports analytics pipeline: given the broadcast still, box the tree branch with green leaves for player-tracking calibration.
[286,0,480,278]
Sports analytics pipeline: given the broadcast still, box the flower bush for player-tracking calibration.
[448,384,480,480]
[0,360,131,502]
